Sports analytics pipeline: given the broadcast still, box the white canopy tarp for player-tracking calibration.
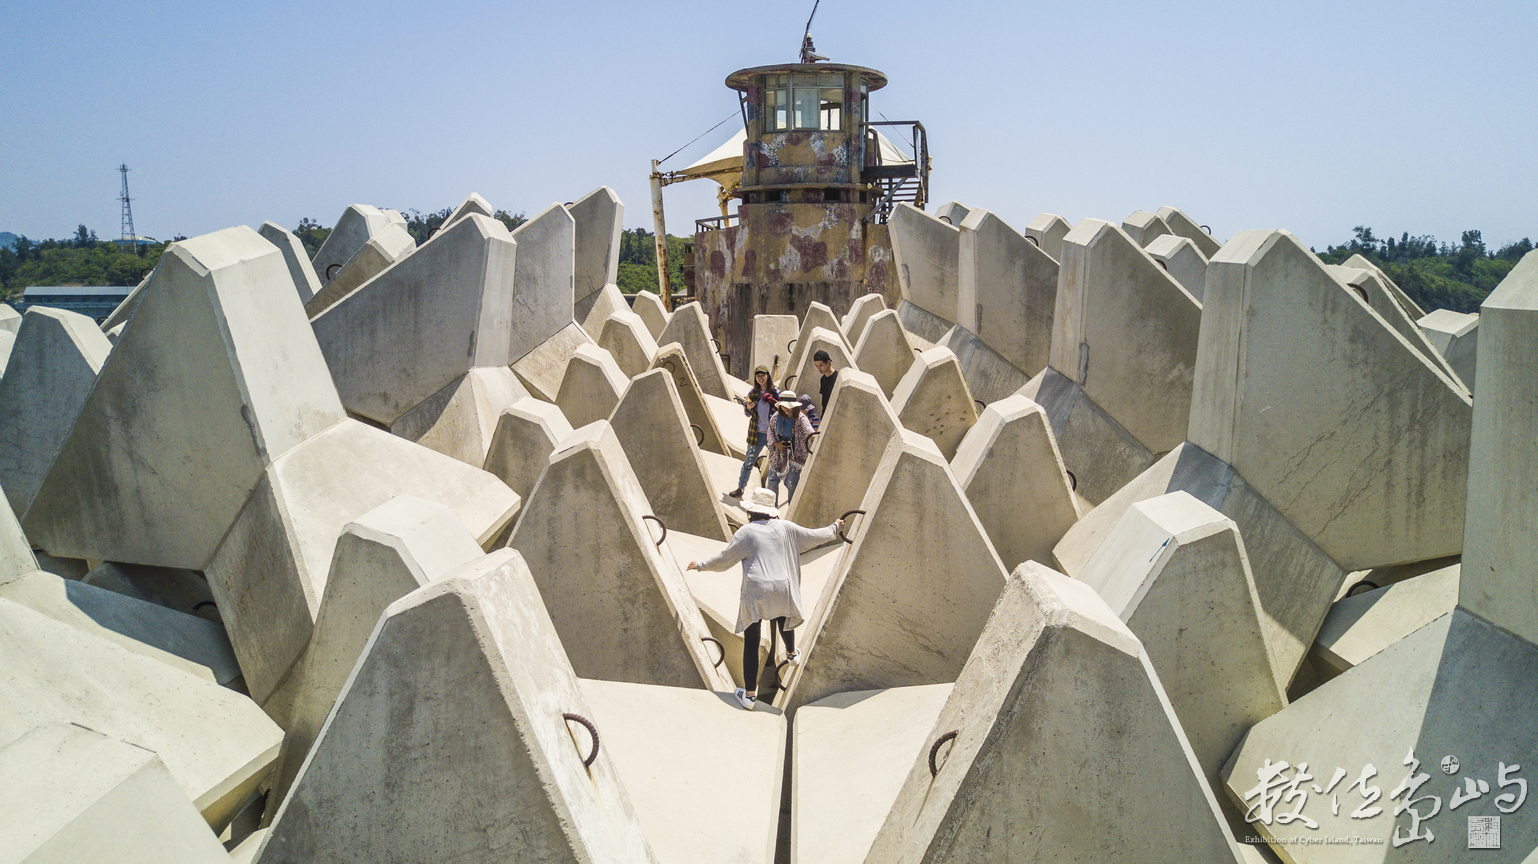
[677,127,914,186]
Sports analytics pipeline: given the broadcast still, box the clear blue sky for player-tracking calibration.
[3,0,1533,251]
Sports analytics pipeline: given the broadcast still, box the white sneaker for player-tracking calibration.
[733,688,755,710]
[785,649,801,666]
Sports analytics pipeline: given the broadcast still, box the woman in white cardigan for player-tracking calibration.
[686,487,843,709]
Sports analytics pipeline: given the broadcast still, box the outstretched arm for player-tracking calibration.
[688,529,754,572]
[790,519,843,552]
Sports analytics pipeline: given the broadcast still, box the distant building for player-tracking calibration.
[18,286,133,323]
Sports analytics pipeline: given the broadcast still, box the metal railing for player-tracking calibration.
[864,121,929,221]
[695,213,740,233]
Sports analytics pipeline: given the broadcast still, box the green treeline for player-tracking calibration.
[1317,228,1532,314]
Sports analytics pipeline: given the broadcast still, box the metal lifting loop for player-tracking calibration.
[562,713,601,768]
[1200,224,1213,235]
[641,515,667,547]
[806,431,819,454]
[325,263,342,280]
[783,374,798,388]
[1025,235,1040,247]
[786,338,797,353]
[974,399,986,413]
[1064,470,1078,491]
[837,509,867,544]
[929,730,959,777]
[1346,580,1380,597]
[690,423,705,446]
[773,659,791,690]
[701,636,726,668]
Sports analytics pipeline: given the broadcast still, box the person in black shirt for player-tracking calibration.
[813,350,838,412]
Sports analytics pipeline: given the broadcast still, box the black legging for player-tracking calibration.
[742,617,795,693]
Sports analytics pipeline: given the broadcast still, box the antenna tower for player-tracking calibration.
[118,164,137,254]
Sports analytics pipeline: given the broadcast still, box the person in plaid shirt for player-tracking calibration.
[729,365,779,498]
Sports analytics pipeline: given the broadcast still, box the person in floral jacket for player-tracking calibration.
[766,392,815,502]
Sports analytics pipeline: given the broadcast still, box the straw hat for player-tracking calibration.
[741,487,780,517]
[776,391,801,406]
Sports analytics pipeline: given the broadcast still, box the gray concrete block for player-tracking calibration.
[555,342,628,428]
[308,204,400,290]
[610,369,731,541]
[1190,229,1472,570]
[303,221,416,317]
[778,430,1006,712]
[890,346,977,461]
[841,293,887,349]
[851,309,914,398]
[957,208,1057,377]
[312,213,517,426]
[1051,218,1201,457]
[1156,206,1223,258]
[257,549,658,863]
[793,684,953,864]
[205,419,520,702]
[0,569,239,685]
[1461,250,1538,647]
[939,323,1030,405]
[0,723,232,863]
[0,307,112,519]
[257,221,322,306]
[659,301,732,400]
[568,186,623,305]
[512,320,595,402]
[580,679,785,864]
[433,192,493,237]
[1326,263,1464,387]
[1345,252,1426,318]
[632,290,671,341]
[890,203,961,324]
[651,343,732,458]
[510,203,578,361]
[933,201,970,226]
[1077,494,1286,788]
[99,274,147,334]
[752,313,800,380]
[952,394,1080,573]
[784,370,901,530]
[578,281,629,337]
[598,308,660,379]
[865,563,1244,864]
[894,298,953,351]
[1018,366,1152,507]
[1122,208,1175,247]
[0,329,13,379]
[263,495,485,810]
[1024,212,1072,262]
[1144,233,1209,301]
[0,304,18,333]
[0,481,38,582]
[1052,443,1346,686]
[80,562,214,620]
[1310,562,1458,680]
[1223,609,1538,859]
[24,226,346,570]
[388,366,530,467]
[482,397,574,503]
[0,598,283,829]
[1419,308,1480,393]
[506,422,731,691]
